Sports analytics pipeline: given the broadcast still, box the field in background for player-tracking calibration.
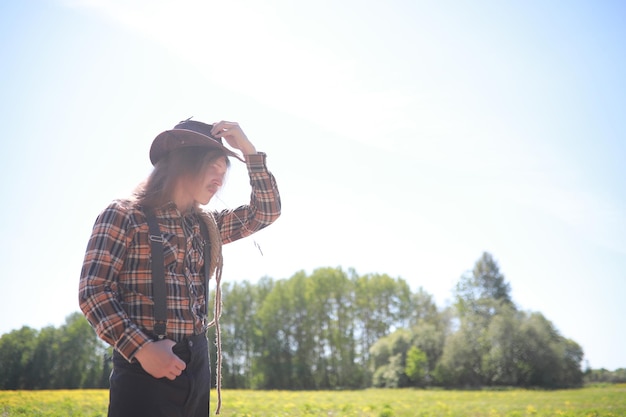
[1,384,625,416]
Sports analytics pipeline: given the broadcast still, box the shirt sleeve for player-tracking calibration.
[78,202,152,362]
[216,152,281,244]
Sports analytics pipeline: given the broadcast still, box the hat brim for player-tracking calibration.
[150,129,245,165]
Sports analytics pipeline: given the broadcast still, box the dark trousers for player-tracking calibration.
[108,333,211,417]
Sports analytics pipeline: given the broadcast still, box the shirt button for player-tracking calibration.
[188,340,194,347]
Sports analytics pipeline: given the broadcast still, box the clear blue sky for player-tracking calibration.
[1,0,624,371]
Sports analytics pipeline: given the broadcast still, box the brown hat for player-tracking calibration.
[150,119,245,165]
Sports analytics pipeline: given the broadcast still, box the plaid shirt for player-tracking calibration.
[79,153,280,362]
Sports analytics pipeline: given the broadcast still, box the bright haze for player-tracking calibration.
[1,1,624,371]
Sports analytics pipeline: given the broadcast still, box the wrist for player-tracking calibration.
[133,340,153,362]
[240,143,257,156]
[241,145,258,159]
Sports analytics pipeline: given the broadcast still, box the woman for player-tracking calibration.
[79,119,281,416]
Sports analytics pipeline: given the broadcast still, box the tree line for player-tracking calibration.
[0,312,110,389]
[212,252,584,389]
[1,252,619,390]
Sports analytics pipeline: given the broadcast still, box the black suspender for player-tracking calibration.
[145,210,212,340]
[146,211,168,339]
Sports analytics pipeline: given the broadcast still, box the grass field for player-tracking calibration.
[1,384,624,416]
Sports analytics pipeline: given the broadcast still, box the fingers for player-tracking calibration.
[211,120,256,155]
[210,121,241,138]
[135,339,187,380]
[166,366,184,380]
[163,358,186,380]
[162,341,185,380]
[160,355,186,380]
[169,343,187,379]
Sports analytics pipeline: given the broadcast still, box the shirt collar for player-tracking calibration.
[157,201,200,219]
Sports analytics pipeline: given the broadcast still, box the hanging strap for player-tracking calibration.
[145,211,167,339]
[197,216,212,320]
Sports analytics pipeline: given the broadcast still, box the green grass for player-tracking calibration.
[1,384,625,416]
[0,390,108,417]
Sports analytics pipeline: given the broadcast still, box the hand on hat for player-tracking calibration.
[211,121,257,157]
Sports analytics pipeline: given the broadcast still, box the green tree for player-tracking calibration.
[370,329,412,388]
[288,272,316,388]
[411,320,446,383]
[0,326,38,389]
[408,288,449,382]
[516,312,583,387]
[405,346,427,386]
[408,287,441,328]
[26,326,58,389]
[437,252,516,386]
[249,268,419,389]
[455,252,514,320]
[585,367,626,384]
[254,277,295,389]
[434,322,483,386]
[481,304,525,385]
[219,281,261,388]
[354,273,412,369]
[559,338,584,386]
[53,312,104,389]
[306,267,359,389]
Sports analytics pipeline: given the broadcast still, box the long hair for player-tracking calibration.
[134,146,230,210]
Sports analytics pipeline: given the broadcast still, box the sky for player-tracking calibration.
[0,0,624,371]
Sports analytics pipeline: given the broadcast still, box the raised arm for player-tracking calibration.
[209,121,281,243]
